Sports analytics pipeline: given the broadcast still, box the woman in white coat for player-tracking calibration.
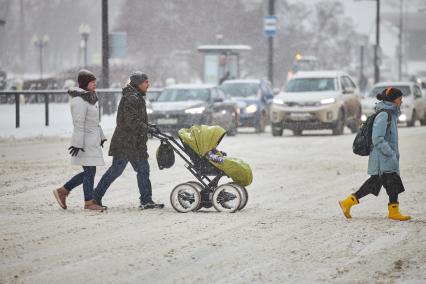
[53,70,106,211]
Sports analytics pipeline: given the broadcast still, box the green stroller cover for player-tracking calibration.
[178,125,253,187]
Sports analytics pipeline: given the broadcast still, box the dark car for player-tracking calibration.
[221,79,274,133]
[148,84,239,135]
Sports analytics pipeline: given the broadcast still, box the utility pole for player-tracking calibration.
[101,0,109,89]
[374,0,380,83]
[267,0,275,85]
[19,0,25,75]
[398,0,403,81]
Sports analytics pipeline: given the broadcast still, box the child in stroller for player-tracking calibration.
[151,124,252,213]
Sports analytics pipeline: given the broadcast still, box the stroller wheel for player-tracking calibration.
[170,183,201,213]
[186,181,204,211]
[212,184,242,213]
[227,183,248,210]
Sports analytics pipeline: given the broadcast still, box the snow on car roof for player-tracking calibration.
[197,45,252,52]
[166,84,215,89]
[221,79,261,84]
[292,70,348,79]
[373,81,415,87]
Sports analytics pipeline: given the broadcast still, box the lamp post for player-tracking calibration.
[79,24,90,68]
[32,34,49,80]
[354,0,380,83]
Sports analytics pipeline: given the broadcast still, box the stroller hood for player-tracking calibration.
[178,125,226,156]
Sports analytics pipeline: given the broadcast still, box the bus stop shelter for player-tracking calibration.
[197,45,251,85]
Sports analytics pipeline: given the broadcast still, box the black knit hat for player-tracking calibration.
[376,87,403,102]
[77,69,96,90]
[130,71,148,87]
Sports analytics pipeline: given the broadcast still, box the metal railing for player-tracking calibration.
[0,89,121,128]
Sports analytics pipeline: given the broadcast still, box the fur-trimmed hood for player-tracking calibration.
[68,87,98,105]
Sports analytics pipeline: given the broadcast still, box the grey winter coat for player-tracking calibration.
[69,88,106,166]
[368,101,400,176]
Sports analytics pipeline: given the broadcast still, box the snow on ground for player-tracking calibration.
[0,120,426,283]
[0,103,117,139]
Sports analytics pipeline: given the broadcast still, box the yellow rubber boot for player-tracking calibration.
[388,203,411,221]
[338,194,359,219]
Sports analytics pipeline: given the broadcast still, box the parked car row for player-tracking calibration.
[147,71,426,137]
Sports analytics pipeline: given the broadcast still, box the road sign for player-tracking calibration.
[263,16,277,38]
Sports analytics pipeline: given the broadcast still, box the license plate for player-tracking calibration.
[157,118,178,125]
[289,112,311,121]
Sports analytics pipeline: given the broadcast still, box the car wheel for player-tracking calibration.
[254,112,266,133]
[349,108,362,133]
[421,113,426,126]
[332,110,345,135]
[272,123,283,136]
[293,129,303,136]
[227,113,238,136]
[407,110,416,127]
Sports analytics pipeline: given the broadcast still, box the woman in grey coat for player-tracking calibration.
[53,70,106,211]
[339,87,411,221]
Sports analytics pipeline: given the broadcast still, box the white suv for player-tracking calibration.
[271,71,362,136]
[362,82,426,127]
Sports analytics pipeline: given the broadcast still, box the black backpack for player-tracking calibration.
[352,110,392,156]
[156,140,175,169]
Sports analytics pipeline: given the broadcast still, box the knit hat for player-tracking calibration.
[376,87,403,102]
[77,69,96,90]
[129,71,148,87]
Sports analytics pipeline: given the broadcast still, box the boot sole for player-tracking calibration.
[84,208,105,212]
[53,190,67,210]
[388,216,411,221]
[338,201,351,219]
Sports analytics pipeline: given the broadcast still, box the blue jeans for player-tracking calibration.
[94,157,153,204]
[64,166,96,201]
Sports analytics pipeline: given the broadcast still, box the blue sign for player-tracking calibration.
[263,16,277,38]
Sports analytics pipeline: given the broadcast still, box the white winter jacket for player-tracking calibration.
[69,88,105,166]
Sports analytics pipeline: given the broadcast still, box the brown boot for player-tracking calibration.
[84,200,105,212]
[53,187,69,209]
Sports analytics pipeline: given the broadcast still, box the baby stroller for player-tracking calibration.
[151,124,253,213]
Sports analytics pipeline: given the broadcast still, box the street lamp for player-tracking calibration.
[32,34,49,81]
[79,24,91,68]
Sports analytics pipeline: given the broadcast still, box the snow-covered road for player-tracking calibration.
[1,127,425,283]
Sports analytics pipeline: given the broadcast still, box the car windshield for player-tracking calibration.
[221,83,259,98]
[157,88,210,102]
[284,78,336,92]
[368,86,411,98]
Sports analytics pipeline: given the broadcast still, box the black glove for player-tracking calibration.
[101,139,107,148]
[68,146,85,157]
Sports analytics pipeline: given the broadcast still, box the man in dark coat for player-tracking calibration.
[94,71,164,209]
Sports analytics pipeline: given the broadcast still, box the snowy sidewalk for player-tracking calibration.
[0,103,116,139]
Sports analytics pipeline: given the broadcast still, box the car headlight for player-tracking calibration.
[147,108,153,114]
[245,104,258,114]
[273,98,285,105]
[185,106,205,114]
[399,114,407,121]
[361,114,367,122]
[320,98,336,105]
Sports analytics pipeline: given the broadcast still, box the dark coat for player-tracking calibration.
[109,84,149,161]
